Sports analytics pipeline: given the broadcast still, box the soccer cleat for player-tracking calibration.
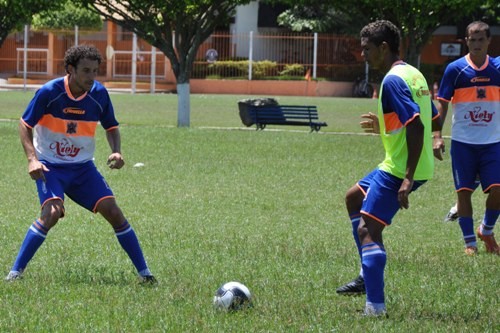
[139,275,158,285]
[363,308,389,318]
[477,227,500,255]
[336,275,365,295]
[5,270,23,282]
[464,246,478,256]
[443,205,458,222]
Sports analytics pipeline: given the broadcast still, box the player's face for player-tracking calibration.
[68,58,99,96]
[361,38,384,70]
[466,30,490,58]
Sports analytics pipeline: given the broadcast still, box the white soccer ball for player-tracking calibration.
[213,281,252,311]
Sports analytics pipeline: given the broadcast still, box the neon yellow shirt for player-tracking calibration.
[377,63,436,180]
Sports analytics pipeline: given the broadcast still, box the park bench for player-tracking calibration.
[239,101,327,132]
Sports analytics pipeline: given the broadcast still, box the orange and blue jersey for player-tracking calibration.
[21,75,119,164]
[377,62,438,181]
[437,54,500,145]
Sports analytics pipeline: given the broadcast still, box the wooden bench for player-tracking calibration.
[248,104,327,132]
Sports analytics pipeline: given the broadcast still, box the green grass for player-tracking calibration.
[0,92,497,332]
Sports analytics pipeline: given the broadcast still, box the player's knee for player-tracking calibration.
[40,201,64,229]
[487,186,500,207]
[98,202,125,224]
[345,187,363,211]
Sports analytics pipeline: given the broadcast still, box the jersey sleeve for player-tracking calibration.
[21,88,50,127]
[437,63,457,102]
[381,74,420,128]
[97,88,119,130]
[431,100,438,118]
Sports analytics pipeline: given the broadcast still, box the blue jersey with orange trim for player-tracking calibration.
[437,55,500,144]
[378,62,438,180]
[21,75,118,164]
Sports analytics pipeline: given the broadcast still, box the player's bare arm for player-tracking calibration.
[432,99,449,161]
[106,128,124,169]
[18,121,48,181]
[400,117,424,209]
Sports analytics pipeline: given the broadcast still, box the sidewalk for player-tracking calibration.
[0,78,173,94]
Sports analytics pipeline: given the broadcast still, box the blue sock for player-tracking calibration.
[11,220,48,272]
[350,214,362,258]
[361,242,386,306]
[458,216,476,247]
[114,221,150,276]
[480,209,500,236]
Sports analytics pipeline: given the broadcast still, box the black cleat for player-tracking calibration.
[336,275,365,295]
[139,275,158,285]
[443,205,458,222]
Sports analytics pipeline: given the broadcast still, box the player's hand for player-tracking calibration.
[107,153,125,169]
[398,178,413,209]
[433,137,445,161]
[28,159,49,182]
[360,112,380,134]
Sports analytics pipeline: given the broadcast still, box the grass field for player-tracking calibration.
[0,91,498,332]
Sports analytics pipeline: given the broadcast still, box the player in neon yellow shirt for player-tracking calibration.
[335,20,442,316]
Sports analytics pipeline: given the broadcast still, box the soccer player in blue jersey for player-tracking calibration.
[335,20,441,316]
[434,21,500,256]
[5,45,157,284]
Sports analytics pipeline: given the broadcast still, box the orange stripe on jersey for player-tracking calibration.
[452,86,498,103]
[38,114,97,137]
[383,112,403,133]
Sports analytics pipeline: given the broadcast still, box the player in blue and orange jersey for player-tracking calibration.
[335,20,442,317]
[5,45,157,283]
[433,21,500,256]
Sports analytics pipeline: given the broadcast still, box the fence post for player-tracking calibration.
[313,33,318,80]
[248,31,253,81]
[150,46,156,93]
[131,33,137,94]
[75,25,79,46]
[23,25,28,92]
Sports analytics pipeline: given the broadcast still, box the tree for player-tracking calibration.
[271,0,486,67]
[0,0,65,47]
[82,0,252,127]
[31,0,102,32]
[276,3,367,35]
[354,0,486,66]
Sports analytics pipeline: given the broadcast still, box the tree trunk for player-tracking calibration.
[177,83,190,127]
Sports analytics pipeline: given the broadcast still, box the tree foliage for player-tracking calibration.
[353,0,486,66]
[82,0,251,84]
[276,3,367,34]
[31,0,102,32]
[478,0,500,25]
[273,0,487,66]
[0,0,65,46]
[80,0,252,127]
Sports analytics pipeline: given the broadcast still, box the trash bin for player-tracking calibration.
[238,98,279,127]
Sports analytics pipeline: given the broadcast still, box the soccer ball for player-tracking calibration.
[213,281,252,311]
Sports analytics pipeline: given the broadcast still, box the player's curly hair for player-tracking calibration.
[360,20,401,54]
[64,44,102,73]
[466,21,490,38]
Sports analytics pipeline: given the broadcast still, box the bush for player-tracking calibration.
[279,64,305,77]
[252,60,278,79]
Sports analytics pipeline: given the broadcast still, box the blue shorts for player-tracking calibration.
[450,140,500,193]
[36,161,114,214]
[357,169,426,225]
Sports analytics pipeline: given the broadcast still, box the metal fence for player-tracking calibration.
[0,26,365,82]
